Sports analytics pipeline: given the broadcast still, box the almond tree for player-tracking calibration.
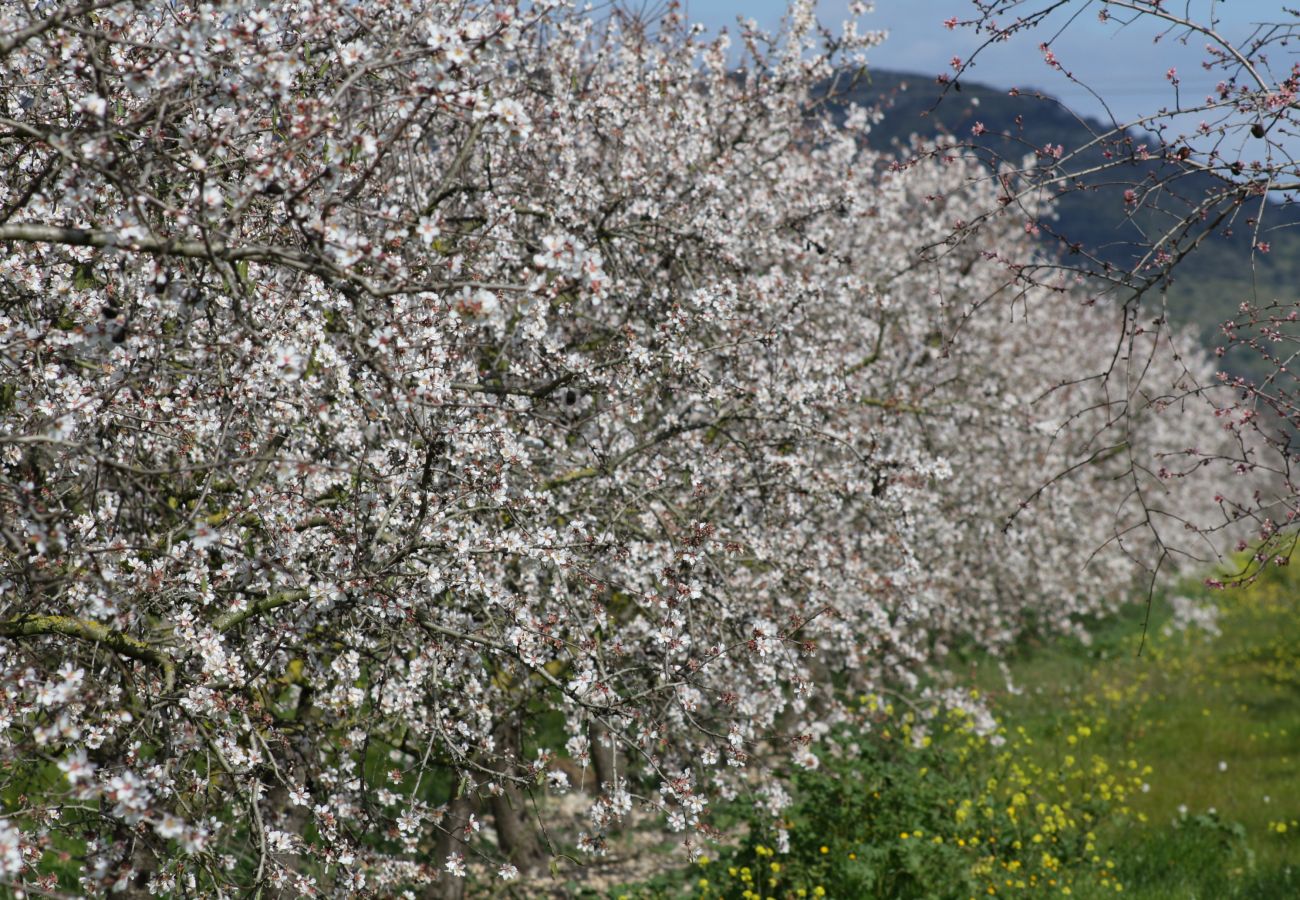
[0,0,1232,895]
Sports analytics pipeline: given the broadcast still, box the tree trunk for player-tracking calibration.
[426,791,474,900]
[490,777,547,875]
[589,720,618,794]
[489,719,548,875]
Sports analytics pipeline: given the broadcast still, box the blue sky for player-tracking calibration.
[680,1,1290,126]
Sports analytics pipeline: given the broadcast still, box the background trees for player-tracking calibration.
[0,0,1236,894]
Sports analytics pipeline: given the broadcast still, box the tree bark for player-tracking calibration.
[427,790,474,900]
[489,720,548,875]
[589,720,618,794]
[489,780,547,876]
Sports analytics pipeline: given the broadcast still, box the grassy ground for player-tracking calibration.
[965,570,1300,898]
[613,566,1300,899]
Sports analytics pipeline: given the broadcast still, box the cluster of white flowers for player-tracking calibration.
[0,819,23,878]
[1163,594,1223,638]
[0,0,1243,894]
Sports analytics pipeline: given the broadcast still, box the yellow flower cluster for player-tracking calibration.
[699,850,827,900]
[686,694,1153,898]
[882,701,1142,895]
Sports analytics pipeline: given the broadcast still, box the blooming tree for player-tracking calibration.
[0,0,1233,895]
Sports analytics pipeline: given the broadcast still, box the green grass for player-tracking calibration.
[963,571,1300,898]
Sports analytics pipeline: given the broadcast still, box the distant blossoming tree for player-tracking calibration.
[0,0,1232,895]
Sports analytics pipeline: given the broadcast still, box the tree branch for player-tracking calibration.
[213,589,311,633]
[0,223,332,275]
[0,613,175,691]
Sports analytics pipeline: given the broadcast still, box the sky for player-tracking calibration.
[676,1,1293,127]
